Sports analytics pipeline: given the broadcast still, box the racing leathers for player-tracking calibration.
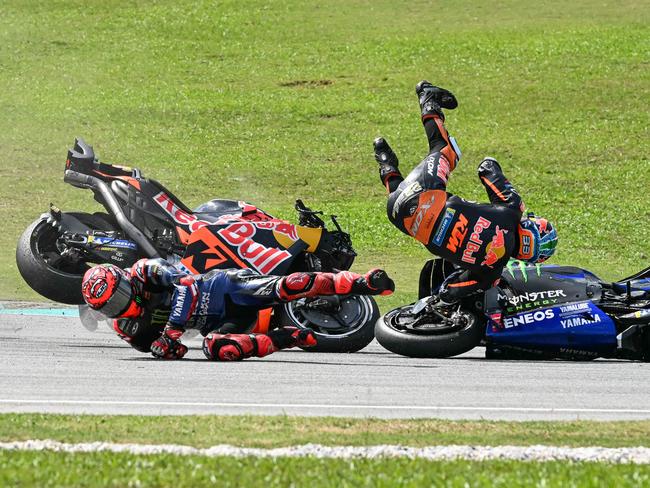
[375,82,525,303]
[112,258,393,360]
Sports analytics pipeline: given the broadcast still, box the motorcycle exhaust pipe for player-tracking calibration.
[64,169,160,258]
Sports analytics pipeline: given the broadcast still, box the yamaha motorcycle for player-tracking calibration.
[17,138,378,352]
[375,258,650,360]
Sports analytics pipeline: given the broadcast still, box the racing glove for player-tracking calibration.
[150,326,188,360]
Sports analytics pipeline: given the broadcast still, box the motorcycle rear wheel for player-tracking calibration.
[375,303,483,358]
[16,212,118,304]
[277,295,378,353]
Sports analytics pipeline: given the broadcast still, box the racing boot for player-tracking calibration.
[268,326,317,350]
[277,269,395,301]
[202,328,317,361]
[416,81,459,160]
[415,80,458,119]
[373,137,402,190]
[335,268,395,296]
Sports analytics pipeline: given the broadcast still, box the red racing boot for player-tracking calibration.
[202,327,317,361]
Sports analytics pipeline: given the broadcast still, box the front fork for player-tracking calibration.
[45,205,139,267]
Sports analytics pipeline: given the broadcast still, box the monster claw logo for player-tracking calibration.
[482,226,508,267]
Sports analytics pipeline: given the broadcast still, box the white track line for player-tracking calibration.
[2,440,650,463]
[1,399,650,415]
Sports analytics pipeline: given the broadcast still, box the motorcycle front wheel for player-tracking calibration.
[16,212,117,304]
[277,294,378,353]
[375,303,483,358]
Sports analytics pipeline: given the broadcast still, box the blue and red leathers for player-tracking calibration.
[112,258,393,359]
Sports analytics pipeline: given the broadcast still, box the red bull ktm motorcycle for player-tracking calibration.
[375,258,650,360]
[17,138,377,352]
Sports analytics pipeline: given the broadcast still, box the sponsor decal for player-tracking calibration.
[154,192,212,233]
[391,182,422,219]
[489,312,504,331]
[502,289,566,306]
[172,286,187,319]
[195,292,211,329]
[558,348,599,358]
[94,282,107,298]
[559,302,590,314]
[560,314,601,329]
[256,221,299,241]
[482,226,508,267]
[432,208,456,246]
[217,223,291,274]
[461,217,492,264]
[503,309,554,329]
[427,154,450,183]
[446,214,469,253]
[150,309,169,327]
[505,260,543,283]
[500,289,566,313]
[88,236,137,250]
[409,194,436,236]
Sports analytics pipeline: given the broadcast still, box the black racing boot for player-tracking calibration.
[415,80,458,119]
[373,137,401,186]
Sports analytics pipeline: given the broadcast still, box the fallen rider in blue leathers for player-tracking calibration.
[81,258,394,360]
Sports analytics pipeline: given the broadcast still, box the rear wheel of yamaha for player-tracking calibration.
[16,212,117,304]
[375,303,483,358]
[277,295,378,353]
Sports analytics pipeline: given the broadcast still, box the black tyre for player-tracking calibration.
[277,295,379,353]
[375,303,483,358]
[16,212,117,304]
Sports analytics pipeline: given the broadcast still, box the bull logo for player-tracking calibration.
[482,226,508,267]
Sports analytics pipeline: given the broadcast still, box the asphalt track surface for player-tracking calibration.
[2,310,650,421]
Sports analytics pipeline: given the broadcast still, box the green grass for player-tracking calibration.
[0,0,648,305]
[4,414,650,487]
[4,414,650,449]
[3,451,650,488]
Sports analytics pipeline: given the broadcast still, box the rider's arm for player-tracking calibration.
[477,158,525,213]
[130,258,187,288]
[150,276,197,359]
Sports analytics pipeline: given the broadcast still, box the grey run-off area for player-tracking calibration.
[1,308,650,420]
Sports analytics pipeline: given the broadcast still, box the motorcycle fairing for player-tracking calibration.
[495,261,603,315]
[181,220,309,276]
[612,277,650,295]
[193,199,275,222]
[485,300,617,356]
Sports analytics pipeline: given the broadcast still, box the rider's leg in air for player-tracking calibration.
[373,82,459,245]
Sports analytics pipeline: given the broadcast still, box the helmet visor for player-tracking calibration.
[99,277,136,318]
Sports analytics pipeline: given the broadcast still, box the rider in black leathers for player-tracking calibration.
[373,81,558,304]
